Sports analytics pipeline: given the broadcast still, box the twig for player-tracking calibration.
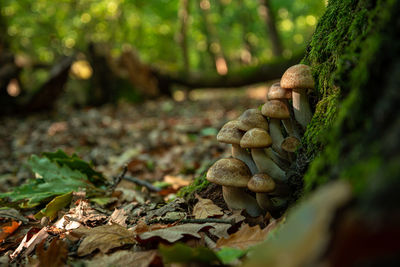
[110,165,128,191]
[147,217,235,225]
[123,175,162,192]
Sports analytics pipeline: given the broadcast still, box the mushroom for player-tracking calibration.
[247,173,276,211]
[206,158,263,217]
[240,128,286,182]
[217,120,258,174]
[280,64,315,129]
[281,136,300,162]
[267,82,300,138]
[261,100,290,159]
[236,109,269,131]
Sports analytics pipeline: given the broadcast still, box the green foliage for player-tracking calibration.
[159,243,220,264]
[0,151,105,207]
[216,247,247,265]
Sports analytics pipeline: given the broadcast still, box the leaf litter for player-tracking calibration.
[0,88,292,266]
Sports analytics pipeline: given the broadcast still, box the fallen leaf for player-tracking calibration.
[164,175,191,190]
[0,208,29,223]
[216,224,270,250]
[138,223,214,243]
[216,247,246,265]
[0,221,21,243]
[86,250,159,267]
[72,224,136,256]
[193,195,223,219]
[34,192,73,220]
[108,209,128,227]
[208,223,231,239]
[35,238,68,267]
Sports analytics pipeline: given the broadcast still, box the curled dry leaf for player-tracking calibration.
[11,227,49,259]
[72,224,136,256]
[216,224,271,250]
[0,221,21,243]
[108,209,128,227]
[193,195,224,219]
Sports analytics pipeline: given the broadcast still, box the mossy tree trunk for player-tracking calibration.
[287,0,400,210]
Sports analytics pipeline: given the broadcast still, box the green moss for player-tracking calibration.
[300,0,398,192]
[177,173,210,199]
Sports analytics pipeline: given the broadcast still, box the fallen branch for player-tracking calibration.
[123,175,162,192]
[110,165,128,191]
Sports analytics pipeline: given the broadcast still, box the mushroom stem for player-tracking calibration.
[256,194,288,212]
[264,147,290,170]
[232,144,258,175]
[269,119,288,159]
[255,193,273,211]
[251,149,286,182]
[222,186,263,217]
[292,89,313,129]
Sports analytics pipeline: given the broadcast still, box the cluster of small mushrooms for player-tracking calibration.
[206,64,315,217]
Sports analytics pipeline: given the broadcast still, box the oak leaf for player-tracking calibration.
[73,224,136,256]
[216,224,270,250]
[193,195,223,219]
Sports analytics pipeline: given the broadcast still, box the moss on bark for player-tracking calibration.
[299,0,400,195]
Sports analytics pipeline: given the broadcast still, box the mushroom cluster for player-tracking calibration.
[206,64,314,217]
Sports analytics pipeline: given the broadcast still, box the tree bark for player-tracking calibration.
[258,0,283,57]
[178,0,190,73]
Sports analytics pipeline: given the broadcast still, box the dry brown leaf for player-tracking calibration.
[35,238,68,267]
[10,227,49,259]
[73,224,136,256]
[86,250,159,267]
[208,223,231,239]
[138,223,214,243]
[108,209,128,227]
[216,224,270,250]
[164,175,191,189]
[193,195,223,219]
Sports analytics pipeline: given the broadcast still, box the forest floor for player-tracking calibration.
[0,84,284,266]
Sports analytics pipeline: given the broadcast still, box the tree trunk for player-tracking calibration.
[178,0,190,73]
[198,0,229,75]
[258,0,283,57]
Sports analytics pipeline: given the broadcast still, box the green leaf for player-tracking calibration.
[216,247,246,265]
[159,243,220,264]
[42,150,106,186]
[34,191,73,220]
[0,152,104,207]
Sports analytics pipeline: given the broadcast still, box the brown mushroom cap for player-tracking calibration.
[248,173,276,193]
[240,128,272,148]
[268,82,292,100]
[281,136,300,153]
[237,109,269,131]
[261,100,290,119]
[217,120,243,145]
[280,64,315,90]
[206,158,251,187]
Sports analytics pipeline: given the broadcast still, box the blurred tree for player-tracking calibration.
[258,0,283,57]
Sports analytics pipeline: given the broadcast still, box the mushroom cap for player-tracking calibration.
[261,100,290,119]
[281,136,300,152]
[237,109,269,131]
[281,64,315,90]
[217,120,243,145]
[206,158,251,187]
[268,82,292,100]
[240,128,272,148]
[248,173,276,193]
